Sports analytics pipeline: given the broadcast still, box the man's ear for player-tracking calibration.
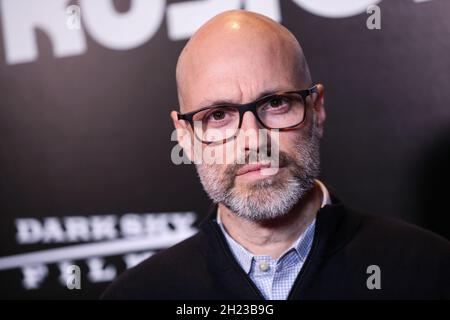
[170,110,194,162]
[313,83,326,138]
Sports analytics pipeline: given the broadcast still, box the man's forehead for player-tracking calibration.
[184,69,300,107]
[176,10,311,112]
[180,43,303,107]
[194,85,297,110]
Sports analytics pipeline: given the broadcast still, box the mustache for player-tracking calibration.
[223,150,292,178]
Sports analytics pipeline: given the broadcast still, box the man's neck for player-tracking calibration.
[218,181,323,259]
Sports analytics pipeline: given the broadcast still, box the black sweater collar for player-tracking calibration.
[197,190,362,299]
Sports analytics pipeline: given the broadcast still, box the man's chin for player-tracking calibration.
[228,200,292,222]
[234,167,287,191]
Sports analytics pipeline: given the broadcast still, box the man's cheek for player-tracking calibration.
[279,129,302,146]
[282,133,304,155]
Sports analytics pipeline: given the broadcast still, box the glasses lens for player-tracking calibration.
[192,106,240,143]
[257,93,305,129]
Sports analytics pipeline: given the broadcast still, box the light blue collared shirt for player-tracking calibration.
[216,179,331,300]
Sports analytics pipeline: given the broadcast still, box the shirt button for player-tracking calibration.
[258,262,269,272]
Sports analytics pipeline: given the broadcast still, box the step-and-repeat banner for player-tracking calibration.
[0,0,449,299]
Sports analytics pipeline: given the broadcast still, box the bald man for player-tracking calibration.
[102,10,450,300]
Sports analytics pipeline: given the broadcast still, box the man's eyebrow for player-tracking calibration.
[196,88,287,110]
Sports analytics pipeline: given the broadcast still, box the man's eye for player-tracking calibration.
[270,98,283,107]
[268,97,289,109]
[211,111,225,120]
[205,109,228,122]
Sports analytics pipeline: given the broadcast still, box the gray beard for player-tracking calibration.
[195,121,321,222]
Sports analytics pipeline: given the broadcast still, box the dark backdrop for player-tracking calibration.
[0,0,449,299]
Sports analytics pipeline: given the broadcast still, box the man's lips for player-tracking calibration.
[235,163,272,176]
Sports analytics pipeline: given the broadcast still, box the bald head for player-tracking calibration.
[175,10,312,112]
[171,10,326,224]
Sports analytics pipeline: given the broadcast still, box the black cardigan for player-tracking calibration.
[102,194,450,299]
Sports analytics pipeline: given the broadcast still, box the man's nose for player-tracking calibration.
[240,110,263,131]
[238,111,267,151]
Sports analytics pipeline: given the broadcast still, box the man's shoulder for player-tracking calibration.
[321,199,450,257]
[355,210,450,255]
[101,230,210,299]
[313,205,450,299]
[343,207,450,287]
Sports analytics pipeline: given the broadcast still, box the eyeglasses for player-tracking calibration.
[177,85,318,144]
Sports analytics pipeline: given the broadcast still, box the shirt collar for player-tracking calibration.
[216,179,330,274]
[316,179,332,208]
[217,217,316,274]
[216,222,254,273]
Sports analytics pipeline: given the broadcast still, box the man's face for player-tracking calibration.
[174,25,323,221]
